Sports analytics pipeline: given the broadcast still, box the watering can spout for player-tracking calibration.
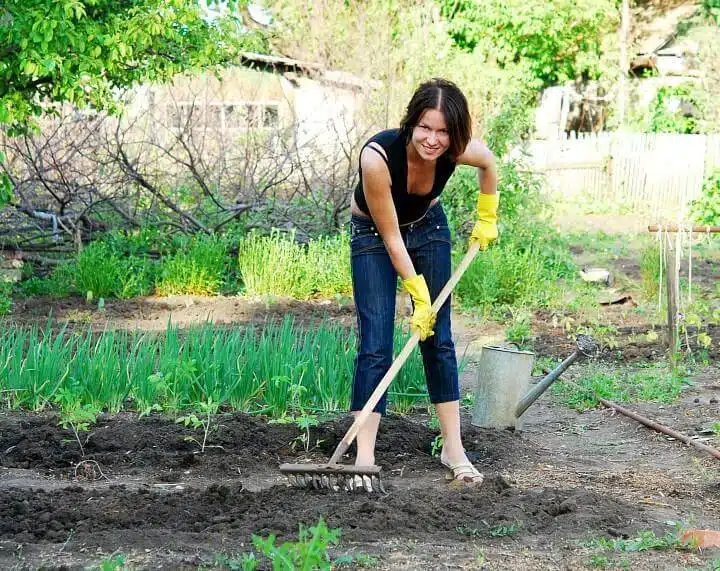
[471,335,598,431]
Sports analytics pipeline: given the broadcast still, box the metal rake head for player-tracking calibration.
[281,466,386,493]
[576,334,600,357]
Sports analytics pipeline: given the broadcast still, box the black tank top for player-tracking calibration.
[353,128,456,225]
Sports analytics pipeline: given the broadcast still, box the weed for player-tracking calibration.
[430,434,444,457]
[505,310,532,350]
[92,553,129,571]
[588,529,688,552]
[489,522,523,537]
[334,553,378,567]
[456,525,482,538]
[252,518,340,571]
[207,552,259,571]
[640,244,662,300]
[586,554,610,568]
[55,391,100,457]
[552,363,690,410]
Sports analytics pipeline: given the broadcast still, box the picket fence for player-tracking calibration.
[523,132,720,219]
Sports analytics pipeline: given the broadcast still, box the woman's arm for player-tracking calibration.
[360,146,416,280]
[456,139,499,250]
[456,139,498,195]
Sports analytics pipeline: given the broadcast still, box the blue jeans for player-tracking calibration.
[349,202,459,415]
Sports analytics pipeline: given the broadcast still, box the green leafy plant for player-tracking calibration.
[552,363,691,410]
[588,529,688,552]
[55,390,101,457]
[175,398,220,454]
[489,521,523,537]
[0,281,12,316]
[430,434,444,457]
[505,310,533,350]
[252,518,340,571]
[238,230,351,299]
[156,234,228,296]
[208,552,259,571]
[648,85,701,134]
[690,169,720,226]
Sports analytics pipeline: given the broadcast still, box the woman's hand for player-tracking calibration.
[402,274,436,340]
[469,193,499,250]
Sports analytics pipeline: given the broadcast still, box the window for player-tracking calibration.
[166,101,280,131]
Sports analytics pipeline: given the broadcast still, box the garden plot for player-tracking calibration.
[1,298,719,570]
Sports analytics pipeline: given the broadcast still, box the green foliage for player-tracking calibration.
[0,281,12,316]
[505,310,533,350]
[437,0,619,87]
[449,161,575,313]
[690,169,720,226]
[489,522,523,537]
[75,241,156,299]
[252,518,340,571]
[648,85,701,134]
[639,244,661,300]
[703,0,720,24]
[552,363,691,410]
[16,262,76,297]
[238,230,351,299]
[0,1,268,206]
[0,0,265,134]
[0,319,429,416]
[156,234,228,296]
[588,529,688,552]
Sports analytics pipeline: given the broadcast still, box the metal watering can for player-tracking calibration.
[471,335,599,431]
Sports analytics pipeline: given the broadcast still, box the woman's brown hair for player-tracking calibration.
[399,78,471,160]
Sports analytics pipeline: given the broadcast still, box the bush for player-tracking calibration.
[75,242,123,298]
[238,230,351,299]
[155,234,228,296]
[690,169,720,226]
[450,160,575,312]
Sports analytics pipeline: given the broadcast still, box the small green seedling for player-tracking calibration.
[176,398,220,454]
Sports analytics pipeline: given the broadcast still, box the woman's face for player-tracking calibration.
[410,108,450,161]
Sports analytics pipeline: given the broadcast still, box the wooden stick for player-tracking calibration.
[664,234,680,359]
[648,224,720,233]
[599,398,720,461]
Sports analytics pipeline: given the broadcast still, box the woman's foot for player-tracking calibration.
[440,450,484,485]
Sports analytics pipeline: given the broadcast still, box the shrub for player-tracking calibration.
[156,234,228,296]
[238,230,351,299]
[690,169,720,226]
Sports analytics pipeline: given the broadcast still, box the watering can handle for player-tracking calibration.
[328,244,481,464]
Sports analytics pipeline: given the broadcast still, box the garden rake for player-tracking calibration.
[279,243,481,492]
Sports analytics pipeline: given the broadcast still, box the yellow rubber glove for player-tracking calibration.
[469,192,499,250]
[402,274,436,341]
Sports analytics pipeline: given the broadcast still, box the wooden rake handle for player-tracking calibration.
[328,243,481,465]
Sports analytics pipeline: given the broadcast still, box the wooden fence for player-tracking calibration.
[523,132,720,219]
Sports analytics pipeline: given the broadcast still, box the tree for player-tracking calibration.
[0,0,267,204]
[437,0,619,88]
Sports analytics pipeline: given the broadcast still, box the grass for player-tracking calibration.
[238,229,351,299]
[552,363,692,410]
[0,319,429,418]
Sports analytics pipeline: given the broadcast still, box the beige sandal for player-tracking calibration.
[441,459,484,485]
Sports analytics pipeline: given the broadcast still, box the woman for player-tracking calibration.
[349,78,499,485]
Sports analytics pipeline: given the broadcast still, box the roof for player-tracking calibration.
[238,52,381,91]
